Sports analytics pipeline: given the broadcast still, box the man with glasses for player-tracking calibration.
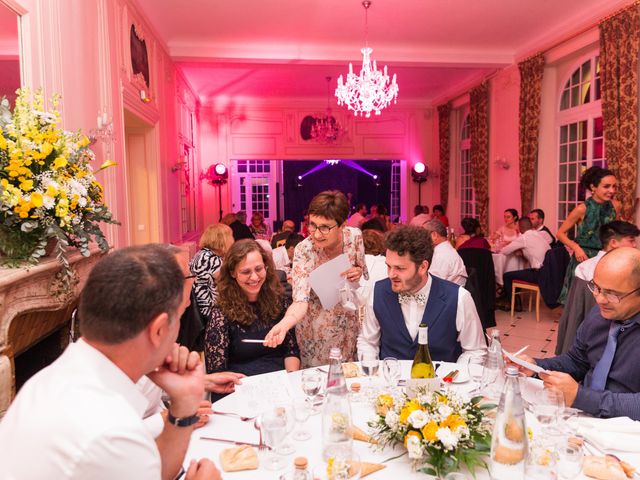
[517,247,640,420]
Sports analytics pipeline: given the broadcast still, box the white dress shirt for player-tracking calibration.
[536,225,553,244]
[137,375,166,439]
[357,275,486,359]
[575,250,606,282]
[500,229,550,269]
[429,241,468,286]
[356,254,389,304]
[0,339,161,479]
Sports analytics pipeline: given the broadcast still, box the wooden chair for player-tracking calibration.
[511,280,541,323]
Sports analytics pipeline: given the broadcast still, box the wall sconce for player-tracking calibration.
[171,155,188,173]
[89,110,114,144]
[140,89,151,103]
[494,157,510,170]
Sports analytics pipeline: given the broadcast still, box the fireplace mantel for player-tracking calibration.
[0,248,105,417]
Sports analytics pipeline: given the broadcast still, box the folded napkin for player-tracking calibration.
[349,460,385,478]
[569,417,640,452]
[350,425,378,444]
[219,445,258,472]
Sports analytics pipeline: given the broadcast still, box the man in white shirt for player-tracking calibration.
[575,220,639,282]
[409,204,431,226]
[347,203,367,228]
[0,244,219,480]
[498,217,551,309]
[357,226,485,362]
[528,208,556,245]
[422,219,467,286]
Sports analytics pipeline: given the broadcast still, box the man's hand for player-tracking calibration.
[184,458,221,480]
[505,353,537,377]
[539,371,579,407]
[148,344,204,418]
[205,372,244,394]
[195,400,214,429]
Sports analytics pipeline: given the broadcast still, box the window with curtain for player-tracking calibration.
[557,55,605,231]
[459,114,477,219]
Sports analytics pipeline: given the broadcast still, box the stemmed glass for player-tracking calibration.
[261,409,288,470]
[358,350,379,398]
[274,403,295,455]
[382,357,401,390]
[301,369,323,415]
[534,388,565,435]
[292,397,311,441]
[467,353,487,394]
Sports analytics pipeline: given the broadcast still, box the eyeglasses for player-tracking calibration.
[587,280,640,304]
[184,274,196,280]
[308,222,338,234]
[237,265,267,278]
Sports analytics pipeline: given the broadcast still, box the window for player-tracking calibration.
[459,114,477,219]
[390,160,401,221]
[232,160,276,227]
[557,55,604,231]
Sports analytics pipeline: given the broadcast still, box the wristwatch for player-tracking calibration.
[167,410,200,427]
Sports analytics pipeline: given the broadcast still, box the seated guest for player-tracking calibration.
[357,229,388,303]
[205,239,300,376]
[376,204,391,231]
[361,217,386,233]
[517,247,640,420]
[497,217,550,307]
[575,220,639,282]
[190,223,234,320]
[221,212,254,241]
[270,219,295,248]
[249,211,271,240]
[432,204,449,227]
[528,208,556,245]
[422,219,468,286]
[357,226,485,362]
[409,204,431,227]
[492,208,520,247]
[272,233,304,276]
[0,244,219,479]
[456,217,491,250]
[347,203,368,228]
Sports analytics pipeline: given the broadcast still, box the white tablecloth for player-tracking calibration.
[492,253,528,285]
[184,362,640,479]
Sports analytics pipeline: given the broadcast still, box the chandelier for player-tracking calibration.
[311,76,343,144]
[335,0,398,118]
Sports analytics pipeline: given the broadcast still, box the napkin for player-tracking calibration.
[219,445,258,472]
[350,425,378,444]
[349,461,385,478]
[569,417,640,452]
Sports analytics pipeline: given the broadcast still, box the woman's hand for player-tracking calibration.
[265,321,289,348]
[574,246,588,262]
[341,265,363,283]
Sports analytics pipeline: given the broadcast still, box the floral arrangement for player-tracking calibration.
[0,88,117,289]
[370,390,494,478]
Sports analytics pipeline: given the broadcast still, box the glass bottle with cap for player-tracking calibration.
[490,366,528,480]
[321,347,353,460]
[293,456,311,480]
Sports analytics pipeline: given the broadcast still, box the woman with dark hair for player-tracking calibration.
[491,208,520,249]
[557,166,621,303]
[204,239,300,376]
[456,217,491,250]
[432,204,449,227]
[264,190,368,367]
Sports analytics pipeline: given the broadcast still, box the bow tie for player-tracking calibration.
[398,292,427,306]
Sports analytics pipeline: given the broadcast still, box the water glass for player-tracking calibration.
[534,388,565,434]
[556,439,583,480]
[301,369,323,414]
[314,451,361,480]
[526,443,558,480]
[262,410,288,470]
[381,357,400,388]
[274,403,295,455]
[466,353,486,393]
[292,397,311,441]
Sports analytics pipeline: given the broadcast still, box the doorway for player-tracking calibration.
[123,110,161,244]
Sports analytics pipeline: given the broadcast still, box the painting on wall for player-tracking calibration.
[130,24,149,87]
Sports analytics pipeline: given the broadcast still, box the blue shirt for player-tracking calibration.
[536,306,640,420]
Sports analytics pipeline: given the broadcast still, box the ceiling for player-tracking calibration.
[134,0,633,105]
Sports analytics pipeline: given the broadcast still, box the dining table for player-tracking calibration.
[183,361,640,479]
[492,252,528,286]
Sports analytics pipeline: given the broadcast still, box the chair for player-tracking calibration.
[555,277,596,354]
[511,280,541,322]
[458,248,496,331]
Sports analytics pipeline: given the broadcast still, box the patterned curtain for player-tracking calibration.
[470,82,490,234]
[518,53,545,216]
[600,7,640,220]
[438,103,452,212]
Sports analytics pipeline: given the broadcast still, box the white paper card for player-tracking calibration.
[503,349,548,375]
[308,253,352,310]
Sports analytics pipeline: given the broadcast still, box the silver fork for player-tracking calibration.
[211,410,257,422]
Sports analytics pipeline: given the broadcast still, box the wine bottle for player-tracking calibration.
[407,324,437,395]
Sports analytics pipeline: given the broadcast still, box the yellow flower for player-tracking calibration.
[53,156,67,170]
[55,197,69,218]
[421,421,439,442]
[404,429,423,447]
[441,414,466,431]
[0,133,6,150]
[375,394,394,416]
[19,178,34,191]
[41,142,54,157]
[79,135,90,147]
[399,399,422,424]
[30,192,43,208]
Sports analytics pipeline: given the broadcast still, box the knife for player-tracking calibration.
[199,436,269,449]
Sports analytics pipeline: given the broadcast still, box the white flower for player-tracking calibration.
[42,195,55,209]
[407,409,429,429]
[385,410,399,429]
[436,427,459,450]
[438,404,453,419]
[406,434,423,459]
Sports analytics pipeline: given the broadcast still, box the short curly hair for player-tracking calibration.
[362,229,385,256]
[385,226,433,266]
[307,190,350,225]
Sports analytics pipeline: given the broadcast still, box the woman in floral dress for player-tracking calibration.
[265,190,368,367]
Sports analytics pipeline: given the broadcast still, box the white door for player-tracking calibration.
[230,160,277,230]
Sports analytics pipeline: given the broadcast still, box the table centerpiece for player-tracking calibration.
[0,88,118,290]
[369,389,494,478]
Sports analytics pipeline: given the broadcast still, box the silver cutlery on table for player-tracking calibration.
[211,410,256,422]
[199,436,269,449]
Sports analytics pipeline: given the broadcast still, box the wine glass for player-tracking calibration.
[466,353,486,394]
[292,397,311,441]
[556,438,583,480]
[382,357,401,389]
[358,350,379,398]
[301,369,323,415]
[314,451,361,480]
[261,409,288,470]
[534,388,565,434]
[274,403,295,455]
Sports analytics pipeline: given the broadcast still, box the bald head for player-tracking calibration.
[596,247,640,285]
[593,247,640,321]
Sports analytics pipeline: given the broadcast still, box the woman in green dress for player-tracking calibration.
[557,166,621,303]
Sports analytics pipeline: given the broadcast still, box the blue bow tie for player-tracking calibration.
[398,292,427,306]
